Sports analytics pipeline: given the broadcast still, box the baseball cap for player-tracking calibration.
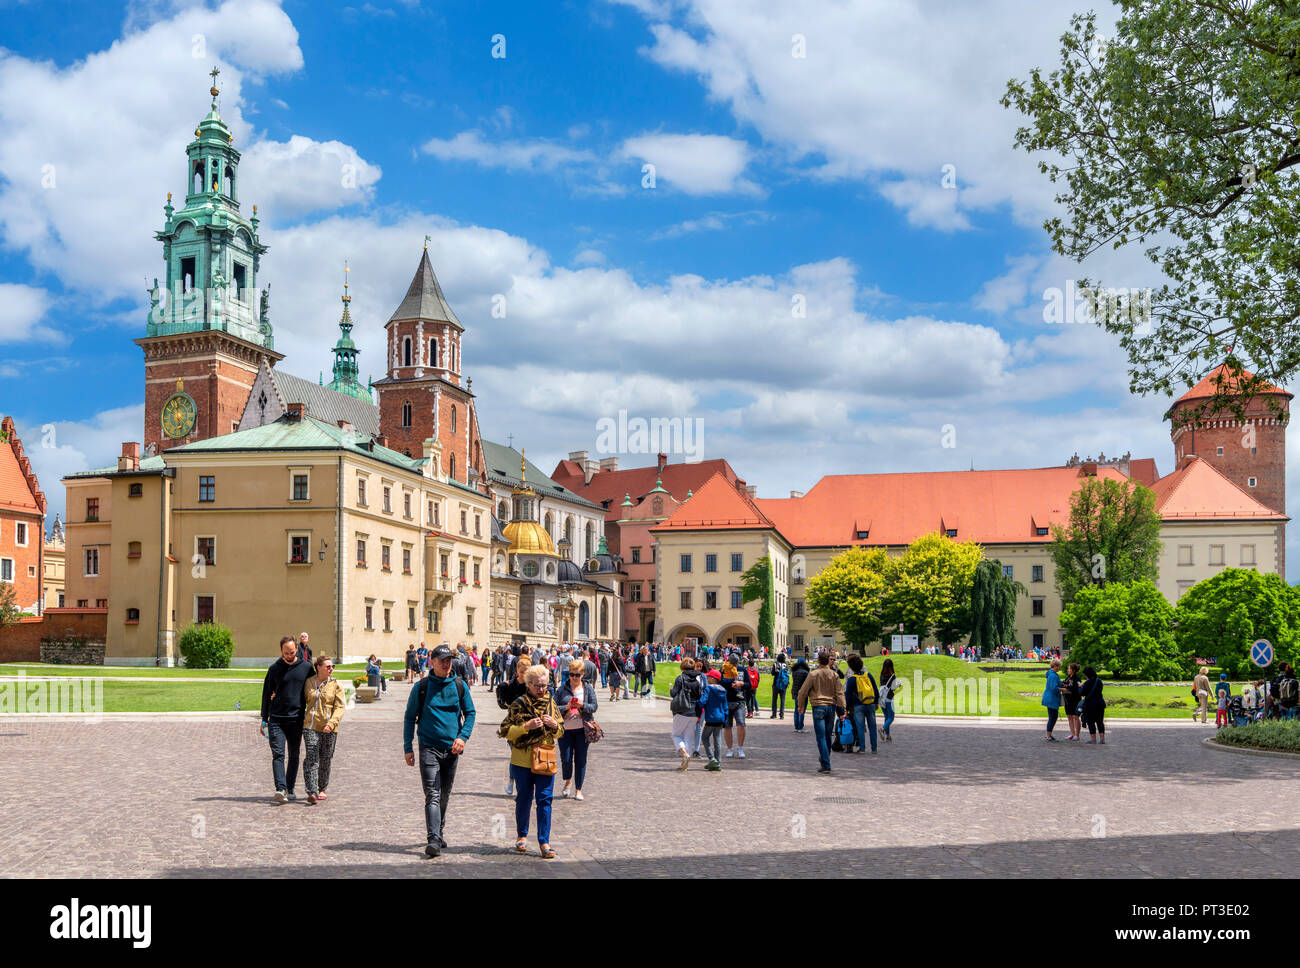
[431,644,454,660]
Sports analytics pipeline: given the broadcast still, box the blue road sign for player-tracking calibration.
[1251,639,1274,668]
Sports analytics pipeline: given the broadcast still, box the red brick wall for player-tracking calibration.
[0,509,43,613]
[1170,396,1288,515]
[0,609,107,662]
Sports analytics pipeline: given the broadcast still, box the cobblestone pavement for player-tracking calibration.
[2,679,1297,878]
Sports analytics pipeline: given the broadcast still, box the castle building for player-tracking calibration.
[43,514,65,610]
[0,417,46,615]
[137,71,282,454]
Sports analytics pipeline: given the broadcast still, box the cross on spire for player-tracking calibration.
[506,432,514,448]
[423,234,431,250]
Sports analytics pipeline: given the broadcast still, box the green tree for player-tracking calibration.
[805,548,891,651]
[1048,476,1161,604]
[1003,1,1300,410]
[883,533,983,647]
[740,555,774,650]
[1059,580,1186,679]
[178,621,235,669]
[0,583,20,632]
[1173,569,1299,678]
[968,558,1026,655]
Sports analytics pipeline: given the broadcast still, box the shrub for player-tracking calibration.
[178,622,235,669]
[1213,720,1300,754]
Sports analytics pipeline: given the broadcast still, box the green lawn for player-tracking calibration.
[0,664,267,679]
[645,655,1240,719]
[0,679,264,713]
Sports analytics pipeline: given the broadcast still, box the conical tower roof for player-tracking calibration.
[388,248,462,330]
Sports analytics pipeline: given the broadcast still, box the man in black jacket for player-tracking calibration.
[260,636,317,803]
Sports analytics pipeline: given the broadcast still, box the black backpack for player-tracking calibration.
[1281,676,1299,706]
[670,674,701,715]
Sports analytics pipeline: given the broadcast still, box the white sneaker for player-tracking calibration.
[274,790,287,804]
[724,749,735,758]
[737,748,746,759]
[505,780,514,796]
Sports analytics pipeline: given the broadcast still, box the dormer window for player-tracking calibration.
[945,529,957,538]
[856,530,869,540]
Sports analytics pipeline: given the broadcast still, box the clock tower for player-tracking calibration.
[135,69,283,452]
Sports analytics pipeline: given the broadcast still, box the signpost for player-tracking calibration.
[1250,638,1274,668]
[891,634,919,654]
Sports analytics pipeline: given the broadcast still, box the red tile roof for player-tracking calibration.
[754,466,1133,547]
[550,457,741,522]
[0,417,46,515]
[1173,364,1292,405]
[1149,456,1286,521]
[650,472,774,532]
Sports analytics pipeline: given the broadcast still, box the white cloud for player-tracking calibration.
[421,131,599,173]
[0,284,57,342]
[241,136,381,221]
[618,132,759,196]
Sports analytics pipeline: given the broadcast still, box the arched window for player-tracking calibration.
[599,600,609,638]
[449,453,456,481]
[450,406,457,435]
[544,512,553,538]
[403,337,412,367]
[401,402,412,428]
[565,518,573,545]
[579,601,590,637]
[497,500,508,521]
[192,162,204,195]
[429,337,438,366]
[224,165,235,199]
[585,522,595,559]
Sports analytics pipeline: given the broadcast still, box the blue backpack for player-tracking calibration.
[837,715,855,746]
[775,665,790,691]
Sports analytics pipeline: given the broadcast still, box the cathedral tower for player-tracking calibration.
[373,245,485,488]
[135,69,283,452]
[325,263,373,402]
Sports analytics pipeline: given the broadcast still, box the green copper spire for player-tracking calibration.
[649,476,669,494]
[326,261,373,402]
[621,492,634,507]
[597,534,609,555]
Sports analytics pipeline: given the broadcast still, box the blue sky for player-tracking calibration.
[1,0,1294,573]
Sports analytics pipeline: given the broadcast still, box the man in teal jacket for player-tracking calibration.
[404,644,476,857]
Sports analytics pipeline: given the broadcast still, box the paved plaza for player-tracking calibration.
[2,679,1297,878]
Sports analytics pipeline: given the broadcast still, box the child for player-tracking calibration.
[1214,673,1231,727]
[698,675,730,771]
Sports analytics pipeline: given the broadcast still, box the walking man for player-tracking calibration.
[404,644,476,858]
[260,635,317,803]
[796,651,846,773]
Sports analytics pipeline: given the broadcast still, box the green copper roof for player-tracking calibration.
[63,456,168,480]
[326,267,371,402]
[168,413,422,474]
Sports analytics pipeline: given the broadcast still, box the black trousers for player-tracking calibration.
[268,716,305,793]
[418,744,459,847]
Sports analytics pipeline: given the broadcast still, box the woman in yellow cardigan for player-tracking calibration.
[303,656,346,805]
[499,664,563,858]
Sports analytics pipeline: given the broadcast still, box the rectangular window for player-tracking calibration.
[1209,544,1225,566]
[429,501,439,526]
[731,553,743,571]
[680,590,692,609]
[474,515,482,538]
[196,537,215,567]
[84,548,99,577]
[365,605,373,630]
[460,510,468,534]
[357,539,367,565]
[383,607,391,632]
[1031,564,1044,583]
[1032,633,1044,650]
[1031,598,1044,617]
[290,536,310,564]
[427,611,437,633]
[1177,580,1195,598]
[440,553,449,576]
[467,608,474,635]
[358,479,367,505]
[0,558,12,583]
[86,498,99,522]
[125,607,140,623]
[381,545,391,570]
[180,256,196,292]
[705,590,718,609]
[459,560,467,581]
[473,562,481,583]
[629,583,642,602]
[15,522,27,546]
[945,529,957,538]
[649,581,656,602]
[856,531,869,540]
[1035,527,1049,536]
[383,486,392,513]
[409,606,416,631]
[705,554,717,572]
[403,548,412,573]
[680,554,692,573]
[129,482,143,497]
[292,474,309,501]
[1178,545,1193,566]
[631,547,641,564]
[77,599,88,608]
[198,476,215,502]
[232,262,247,300]
[793,600,803,618]
[1002,564,1013,579]
[730,590,743,609]
[793,634,805,651]
[404,493,412,518]
[196,596,214,624]
[1241,544,1256,566]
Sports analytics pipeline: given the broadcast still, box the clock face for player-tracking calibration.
[161,392,197,439]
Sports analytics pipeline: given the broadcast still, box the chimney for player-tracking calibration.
[599,457,619,473]
[735,478,746,495]
[286,402,305,421]
[789,490,804,499]
[337,420,352,433]
[118,442,140,472]
[375,434,388,449]
[657,452,668,473]
[568,450,589,463]
[1079,461,1098,477]
[746,485,758,498]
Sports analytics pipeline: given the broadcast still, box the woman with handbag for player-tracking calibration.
[554,659,600,800]
[496,655,531,797]
[499,664,564,859]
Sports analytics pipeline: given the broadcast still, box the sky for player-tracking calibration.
[1,0,1295,574]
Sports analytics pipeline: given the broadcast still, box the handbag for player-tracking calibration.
[530,741,557,776]
[584,719,604,744]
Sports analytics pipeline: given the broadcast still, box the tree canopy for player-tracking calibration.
[1059,579,1187,679]
[1003,0,1300,414]
[1172,568,1300,677]
[885,533,984,646]
[1049,475,1162,603]
[968,558,1026,654]
[805,547,891,650]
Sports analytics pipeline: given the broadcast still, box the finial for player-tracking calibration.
[423,234,431,250]
[167,192,171,203]
[209,65,221,101]
[520,449,527,483]
[342,259,351,302]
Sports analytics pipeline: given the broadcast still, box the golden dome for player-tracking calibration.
[503,520,559,557]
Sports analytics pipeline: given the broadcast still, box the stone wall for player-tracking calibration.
[0,609,108,662]
[40,636,106,665]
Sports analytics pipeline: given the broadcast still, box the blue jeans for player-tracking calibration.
[558,729,589,790]
[509,764,554,845]
[812,706,837,769]
[1283,706,1298,721]
[693,714,704,752]
[882,700,895,736]
[793,703,805,732]
[267,717,304,794]
[851,703,878,752]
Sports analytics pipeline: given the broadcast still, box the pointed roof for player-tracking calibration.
[0,417,45,515]
[1150,456,1287,521]
[550,456,742,523]
[388,248,462,330]
[1172,363,1292,407]
[651,472,775,533]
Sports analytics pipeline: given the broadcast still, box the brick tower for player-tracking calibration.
[135,69,282,453]
[372,245,486,489]
[1167,363,1290,518]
